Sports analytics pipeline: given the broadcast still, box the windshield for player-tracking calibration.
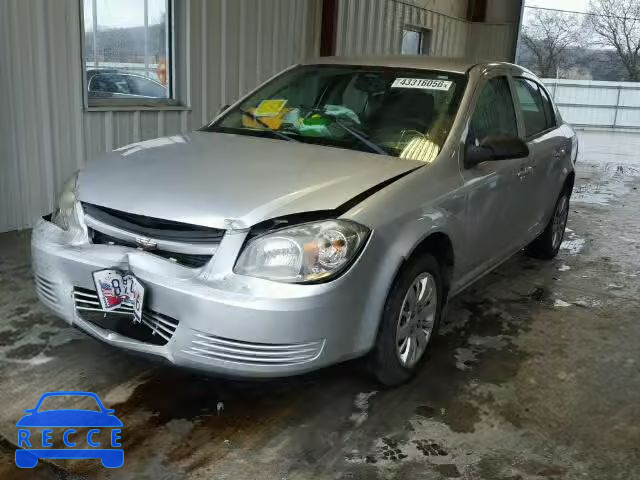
[206,65,467,162]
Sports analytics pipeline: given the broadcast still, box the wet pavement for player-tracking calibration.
[0,129,639,479]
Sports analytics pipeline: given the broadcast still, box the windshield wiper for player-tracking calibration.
[298,104,387,155]
[325,114,388,156]
[239,108,298,143]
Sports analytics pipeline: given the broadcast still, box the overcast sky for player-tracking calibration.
[525,0,590,13]
[85,0,166,30]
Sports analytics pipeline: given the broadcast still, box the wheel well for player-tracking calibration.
[409,233,454,292]
[564,171,575,196]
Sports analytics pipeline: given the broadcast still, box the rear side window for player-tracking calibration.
[468,76,518,145]
[128,76,167,98]
[514,78,550,138]
[539,87,557,128]
[90,74,131,94]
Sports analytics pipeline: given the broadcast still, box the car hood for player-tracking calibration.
[77,132,423,229]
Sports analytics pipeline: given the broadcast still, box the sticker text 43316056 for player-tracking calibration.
[391,78,453,91]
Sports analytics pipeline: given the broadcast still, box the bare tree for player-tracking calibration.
[587,0,640,81]
[520,10,583,78]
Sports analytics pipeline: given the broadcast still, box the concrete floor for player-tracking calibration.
[0,130,639,480]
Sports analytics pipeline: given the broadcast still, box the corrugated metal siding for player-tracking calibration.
[0,0,321,232]
[544,79,640,129]
[335,0,468,57]
[334,0,517,61]
[467,22,518,62]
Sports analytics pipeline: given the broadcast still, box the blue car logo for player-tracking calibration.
[15,391,123,468]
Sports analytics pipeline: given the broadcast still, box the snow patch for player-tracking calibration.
[574,296,602,308]
[454,348,478,371]
[6,352,53,366]
[554,299,572,308]
[350,391,377,428]
[561,238,586,255]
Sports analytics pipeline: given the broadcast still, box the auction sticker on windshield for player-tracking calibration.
[391,78,452,91]
[92,270,144,322]
[255,99,288,117]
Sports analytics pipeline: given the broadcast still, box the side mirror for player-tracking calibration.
[465,134,529,169]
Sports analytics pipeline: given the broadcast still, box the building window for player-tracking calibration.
[401,27,431,55]
[82,0,175,107]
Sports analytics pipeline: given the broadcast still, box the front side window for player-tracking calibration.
[514,78,548,138]
[468,76,518,145]
[208,66,467,162]
[83,0,173,106]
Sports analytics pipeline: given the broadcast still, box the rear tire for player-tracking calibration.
[369,253,445,387]
[526,188,571,260]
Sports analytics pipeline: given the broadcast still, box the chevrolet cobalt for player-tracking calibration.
[32,57,577,386]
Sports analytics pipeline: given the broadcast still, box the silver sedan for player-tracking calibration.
[32,57,577,386]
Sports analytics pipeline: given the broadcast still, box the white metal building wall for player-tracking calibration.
[0,0,321,233]
[335,0,469,57]
[334,0,518,61]
[466,21,518,62]
[544,79,640,129]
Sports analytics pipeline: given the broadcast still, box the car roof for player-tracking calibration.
[302,56,531,76]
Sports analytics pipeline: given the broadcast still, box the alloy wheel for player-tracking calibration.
[552,195,569,250]
[395,272,438,368]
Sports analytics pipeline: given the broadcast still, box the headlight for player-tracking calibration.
[234,220,370,283]
[51,172,79,231]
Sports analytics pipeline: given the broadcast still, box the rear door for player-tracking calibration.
[512,78,567,237]
[460,72,530,277]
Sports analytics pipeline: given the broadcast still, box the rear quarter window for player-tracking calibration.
[539,87,557,129]
[514,78,549,138]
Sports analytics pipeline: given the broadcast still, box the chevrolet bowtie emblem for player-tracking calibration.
[135,237,158,251]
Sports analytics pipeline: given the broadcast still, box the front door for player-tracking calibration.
[459,74,530,279]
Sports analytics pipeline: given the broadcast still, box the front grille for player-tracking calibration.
[83,204,225,243]
[182,331,325,366]
[90,230,213,268]
[82,203,224,269]
[74,287,179,346]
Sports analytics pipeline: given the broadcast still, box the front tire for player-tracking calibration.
[526,188,570,260]
[369,253,445,387]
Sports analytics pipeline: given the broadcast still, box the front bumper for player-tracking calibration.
[31,219,372,378]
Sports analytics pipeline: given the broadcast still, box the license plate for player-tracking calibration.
[92,269,145,322]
